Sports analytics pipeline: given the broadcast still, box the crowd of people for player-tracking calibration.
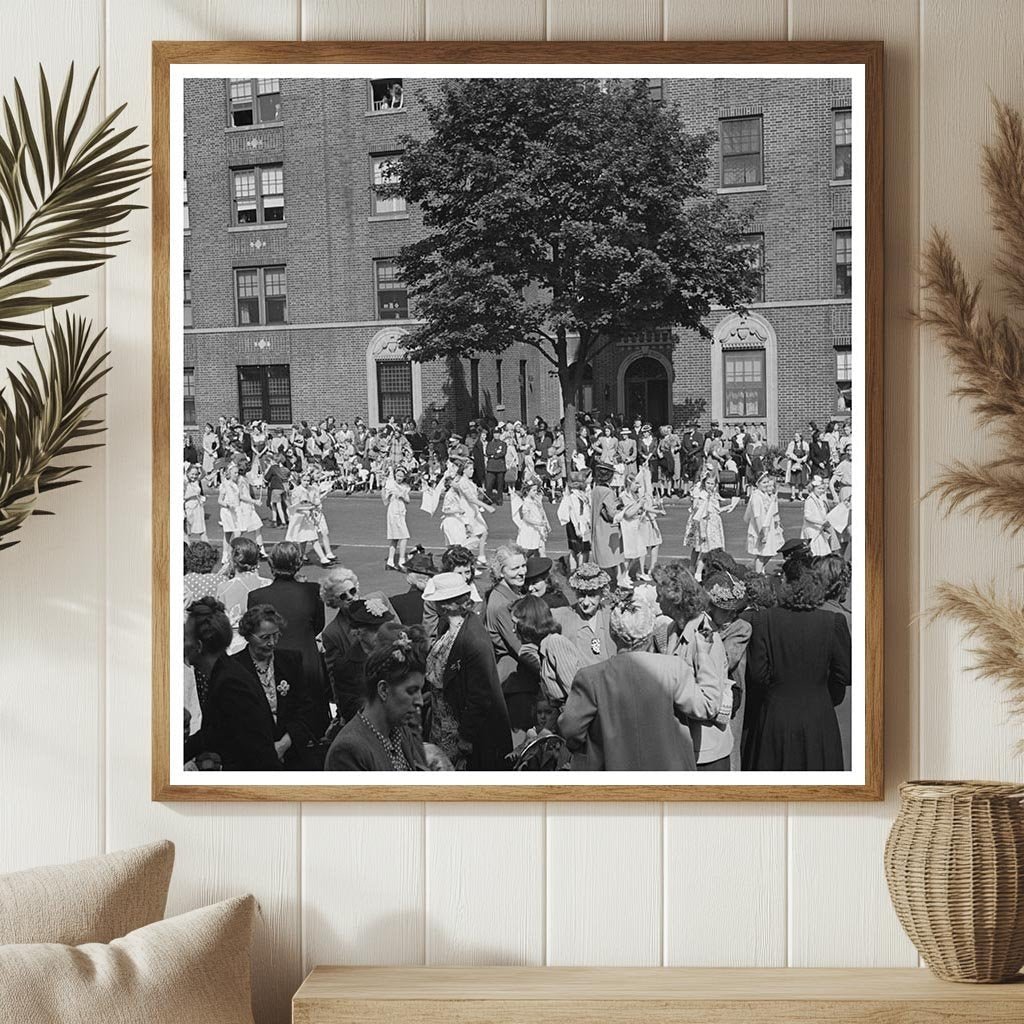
[180,409,855,775]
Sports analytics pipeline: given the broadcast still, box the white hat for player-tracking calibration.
[422,571,472,603]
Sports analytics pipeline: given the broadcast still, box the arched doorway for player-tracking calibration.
[623,355,669,425]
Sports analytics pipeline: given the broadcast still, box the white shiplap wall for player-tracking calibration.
[2,2,1022,1021]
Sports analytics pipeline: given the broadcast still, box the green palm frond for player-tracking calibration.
[0,64,150,346]
[0,312,109,549]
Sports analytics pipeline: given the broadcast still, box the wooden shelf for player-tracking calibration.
[293,966,1024,1023]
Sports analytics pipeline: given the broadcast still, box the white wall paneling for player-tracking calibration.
[918,0,1024,783]
[0,1,1005,1021]
[547,804,662,965]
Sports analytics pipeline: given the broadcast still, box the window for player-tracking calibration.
[183,272,192,328]
[836,347,853,414]
[720,116,763,187]
[470,358,480,418]
[237,364,292,423]
[519,359,528,423]
[183,174,189,231]
[183,366,196,425]
[733,232,765,302]
[723,349,766,418]
[377,360,413,422]
[370,78,404,111]
[235,266,287,325]
[229,77,281,127]
[647,78,663,102]
[370,154,406,216]
[495,358,503,406]
[374,259,408,319]
[834,229,852,298]
[834,108,852,180]
[232,165,284,224]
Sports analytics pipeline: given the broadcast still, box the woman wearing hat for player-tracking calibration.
[524,555,569,610]
[551,563,617,668]
[745,472,784,574]
[325,628,429,771]
[328,597,399,724]
[389,548,436,626]
[423,572,512,770]
[801,475,838,557]
[558,592,728,771]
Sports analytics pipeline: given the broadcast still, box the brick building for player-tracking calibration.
[181,75,853,443]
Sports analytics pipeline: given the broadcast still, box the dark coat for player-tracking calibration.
[332,643,369,724]
[321,609,355,693]
[442,613,513,770]
[390,587,425,626]
[471,438,486,486]
[743,607,852,771]
[248,577,330,733]
[197,653,283,771]
[485,438,508,474]
[231,648,323,770]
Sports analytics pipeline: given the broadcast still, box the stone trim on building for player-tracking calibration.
[365,326,422,426]
[710,312,779,443]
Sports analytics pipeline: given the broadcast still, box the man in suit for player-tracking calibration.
[389,549,436,626]
[247,542,329,733]
[484,428,508,506]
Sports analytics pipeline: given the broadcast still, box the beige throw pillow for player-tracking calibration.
[0,840,174,945]
[0,894,257,1024]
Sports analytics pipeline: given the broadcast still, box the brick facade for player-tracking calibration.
[182,75,854,443]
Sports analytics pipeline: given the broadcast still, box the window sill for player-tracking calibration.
[365,109,407,117]
[224,122,284,133]
[717,184,768,195]
[829,178,852,187]
[227,223,288,233]
[236,323,291,329]
[368,213,410,223]
[184,228,191,236]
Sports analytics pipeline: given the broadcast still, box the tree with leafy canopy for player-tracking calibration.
[383,76,761,455]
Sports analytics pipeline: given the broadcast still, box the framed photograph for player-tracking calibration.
[153,41,883,801]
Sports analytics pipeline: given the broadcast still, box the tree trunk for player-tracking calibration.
[556,326,579,462]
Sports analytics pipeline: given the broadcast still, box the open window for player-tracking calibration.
[370,79,404,111]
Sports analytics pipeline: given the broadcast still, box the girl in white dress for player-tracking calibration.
[439,467,470,547]
[455,461,492,566]
[308,467,336,563]
[234,457,267,558]
[619,477,647,575]
[513,481,550,556]
[801,475,836,556]
[745,472,784,573]
[285,470,332,565]
[217,462,241,566]
[684,469,738,577]
[383,467,412,570]
[183,464,208,542]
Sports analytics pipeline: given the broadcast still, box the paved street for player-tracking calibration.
[202,490,809,595]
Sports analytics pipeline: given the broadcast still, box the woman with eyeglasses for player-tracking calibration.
[233,604,323,770]
[319,566,360,682]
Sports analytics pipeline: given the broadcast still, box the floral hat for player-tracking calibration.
[703,571,748,611]
[568,563,611,593]
[348,597,395,627]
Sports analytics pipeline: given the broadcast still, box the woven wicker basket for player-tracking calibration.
[885,780,1024,982]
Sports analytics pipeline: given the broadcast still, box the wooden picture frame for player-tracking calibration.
[153,40,883,801]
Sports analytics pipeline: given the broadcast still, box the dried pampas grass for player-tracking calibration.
[924,99,1024,730]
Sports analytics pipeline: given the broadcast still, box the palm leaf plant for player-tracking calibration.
[0,64,148,550]
[923,99,1024,734]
